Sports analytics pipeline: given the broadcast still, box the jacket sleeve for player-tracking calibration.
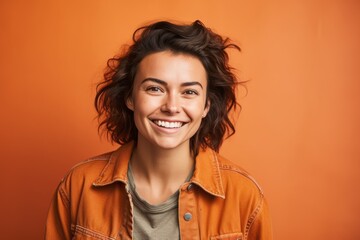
[45,181,72,240]
[246,197,273,240]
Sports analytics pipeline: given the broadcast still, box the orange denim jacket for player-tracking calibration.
[45,142,272,240]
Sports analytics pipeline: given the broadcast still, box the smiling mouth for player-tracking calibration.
[152,120,185,129]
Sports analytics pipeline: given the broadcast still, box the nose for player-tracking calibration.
[161,92,180,114]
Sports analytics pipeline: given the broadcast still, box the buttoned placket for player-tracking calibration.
[91,143,226,239]
[178,182,200,240]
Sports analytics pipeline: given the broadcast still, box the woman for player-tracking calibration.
[45,20,272,240]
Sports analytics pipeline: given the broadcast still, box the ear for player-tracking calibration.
[126,96,134,111]
[202,100,210,118]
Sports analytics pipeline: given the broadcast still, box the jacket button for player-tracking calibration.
[184,212,192,221]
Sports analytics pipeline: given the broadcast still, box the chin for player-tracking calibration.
[152,139,189,151]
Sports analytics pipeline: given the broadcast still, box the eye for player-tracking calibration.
[183,89,199,95]
[146,86,164,93]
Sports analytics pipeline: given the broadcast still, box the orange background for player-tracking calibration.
[1,0,359,239]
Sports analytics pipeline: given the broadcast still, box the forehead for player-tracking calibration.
[134,51,207,86]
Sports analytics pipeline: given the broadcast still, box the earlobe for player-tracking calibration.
[202,100,210,118]
[126,97,134,111]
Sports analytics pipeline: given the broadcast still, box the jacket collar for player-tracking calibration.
[93,142,225,199]
[191,148,225,198]
[92,143,133,187]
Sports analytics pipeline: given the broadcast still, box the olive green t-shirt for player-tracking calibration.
[127,166,180,240]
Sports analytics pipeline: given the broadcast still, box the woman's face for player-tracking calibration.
[127,51,210,151]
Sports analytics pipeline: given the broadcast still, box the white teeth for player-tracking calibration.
[153,120,182,128]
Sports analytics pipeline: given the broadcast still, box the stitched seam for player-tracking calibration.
[190,180,224,198]
[243,196,263,240]
[60,157,111,184]
[212,151,225,197]
[70,157,111,172]
[219,164,264,195]
[74,224,116,240]
[210,232,243,239]
[57,156,112,210]
[58,186,70,209]
[126,187,134,239]
[93,151,116,184]
[191,151,226,198]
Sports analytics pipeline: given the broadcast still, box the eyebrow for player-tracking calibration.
[141,77,203,89]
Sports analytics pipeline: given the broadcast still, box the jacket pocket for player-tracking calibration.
[210,232,243,240]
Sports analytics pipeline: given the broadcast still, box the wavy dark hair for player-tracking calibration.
[95,20,243,156]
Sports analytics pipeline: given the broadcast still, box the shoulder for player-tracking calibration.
[58,143,133,190]
[216,153,269,226]
[210,153,273,239]
[216,153,264,197]
[59,151,114,187]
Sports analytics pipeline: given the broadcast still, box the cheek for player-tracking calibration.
[132,95,161,117]
[143,100,160,110]
[187,102,207,120]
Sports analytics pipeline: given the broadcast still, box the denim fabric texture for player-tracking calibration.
[45,142,272,240]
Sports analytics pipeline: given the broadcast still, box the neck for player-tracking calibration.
[131,137,194,180]
[129,137,194,204]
